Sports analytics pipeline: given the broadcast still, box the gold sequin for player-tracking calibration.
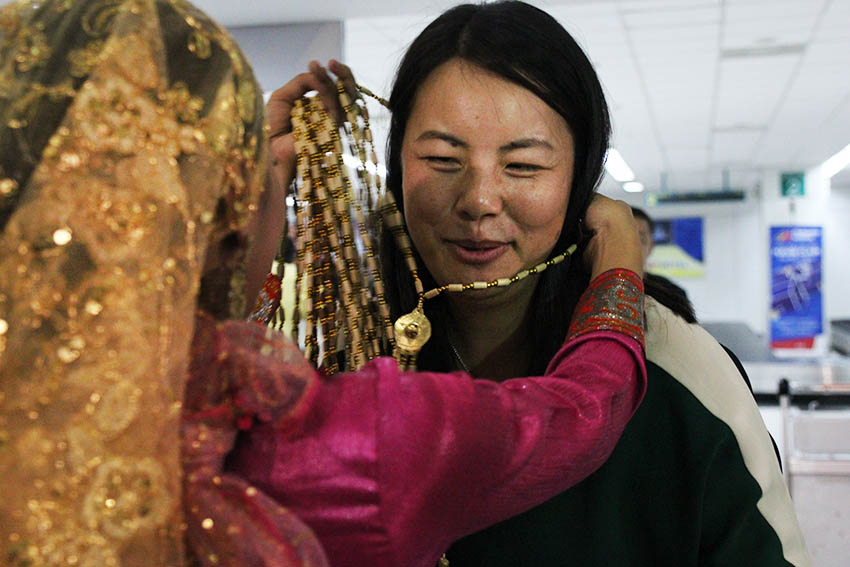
[68,39,106,77]
[85,300,103,315]
[187,29,211,59]
[52,227,73,246]
[237,78,257,123]
[0,178,18,195]
[57,346,80,363]
[12,25,49,72]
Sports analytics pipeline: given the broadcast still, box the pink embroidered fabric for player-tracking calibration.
[568,268,645,347]
[223,329,644,565]
[183,314,328,567]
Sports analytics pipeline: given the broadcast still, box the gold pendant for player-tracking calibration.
[393,307,431,356]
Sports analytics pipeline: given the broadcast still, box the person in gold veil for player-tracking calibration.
[0,1,328,565]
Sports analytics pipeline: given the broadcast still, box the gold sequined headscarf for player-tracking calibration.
[0,0,266,565]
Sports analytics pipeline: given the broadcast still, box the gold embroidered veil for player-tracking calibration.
[0,1,266,565]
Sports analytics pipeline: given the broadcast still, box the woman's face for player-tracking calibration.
[401,59,574,296]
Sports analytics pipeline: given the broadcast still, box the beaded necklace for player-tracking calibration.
[288,82,577,372]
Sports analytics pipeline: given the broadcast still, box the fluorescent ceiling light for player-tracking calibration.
[623,181,644,193]
[604,149,635,182]
[822,141,850,179]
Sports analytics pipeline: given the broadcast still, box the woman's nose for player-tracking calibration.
[453,167,503,221]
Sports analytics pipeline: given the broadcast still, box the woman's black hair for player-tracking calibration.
[381,0,610,374]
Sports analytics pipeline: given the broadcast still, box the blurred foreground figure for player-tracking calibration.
[0,0,299,564]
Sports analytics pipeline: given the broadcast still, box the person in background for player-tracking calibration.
[631,205,696,323]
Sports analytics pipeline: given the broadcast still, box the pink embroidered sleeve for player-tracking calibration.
[227,270,646,567]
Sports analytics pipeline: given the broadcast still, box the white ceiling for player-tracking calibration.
[195,0,850,194]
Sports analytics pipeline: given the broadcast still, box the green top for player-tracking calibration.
[447,299,810,566]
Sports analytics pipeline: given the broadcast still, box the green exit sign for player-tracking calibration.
[781,172,805,197]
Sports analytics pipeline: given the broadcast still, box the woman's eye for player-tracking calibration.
[506,163,543,173]
[424,156,460,169]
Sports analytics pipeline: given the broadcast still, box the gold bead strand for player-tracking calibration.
[313,101,371,369]
[289,101,311,343]
[292,102,322,364]
[311,155,361,369]
[336,82,392,358]
[292,97,331,366]
[293,93,379,371]
[357,83,390,110]
[348,89,394,352]
[323,141,372,368]
[319,101,372,366]
[312,190,338,373]
[378,193,425,297]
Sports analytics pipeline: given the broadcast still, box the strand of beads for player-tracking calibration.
[293,99,359,369]
[290,85,392,372]
[290,115,318,364]
[338,83,394,356]
[421,244,577,301]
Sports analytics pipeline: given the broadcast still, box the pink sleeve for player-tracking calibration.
[376,331,644,565]
[228,269,646,567]
[231,339,643,567]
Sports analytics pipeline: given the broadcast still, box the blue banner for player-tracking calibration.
[647,217,704,278]
[769,226,823,348]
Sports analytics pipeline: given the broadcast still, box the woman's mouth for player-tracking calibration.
[447,239,510,264]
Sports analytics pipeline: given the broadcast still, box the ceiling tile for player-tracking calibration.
[623,6,720,28]
[667,148,711,170]
[711,130,764,164]
[714,54,799,128]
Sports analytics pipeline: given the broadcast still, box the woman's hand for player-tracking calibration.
[266,59,360,189]
[582,195,644,279]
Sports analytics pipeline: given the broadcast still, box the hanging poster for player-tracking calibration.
[646,217,704,278]
[769,226,823,349]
